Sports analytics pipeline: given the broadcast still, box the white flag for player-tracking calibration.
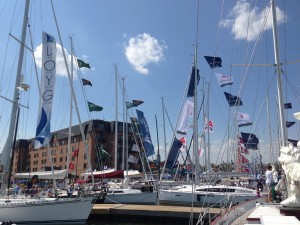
[131,144,140,152]
[215,73,233,87]
[128,155,139,164]
[237,112,252,127]
[177,100,194,135]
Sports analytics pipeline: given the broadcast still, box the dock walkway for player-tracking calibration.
[90,204,221,224]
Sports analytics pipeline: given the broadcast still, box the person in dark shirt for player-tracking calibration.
[26,175,39,196]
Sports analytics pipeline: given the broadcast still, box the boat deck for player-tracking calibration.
[232,203,300,225]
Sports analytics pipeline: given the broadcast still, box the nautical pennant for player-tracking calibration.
[204,56,222,68]
[224,92,243,107]
[82,78,92,86]
[237,112,252,127]
[215,73,233,87]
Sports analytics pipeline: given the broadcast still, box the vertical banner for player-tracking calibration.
[177,100,194,135]
[136,109,155,157]
[35,32,57,149]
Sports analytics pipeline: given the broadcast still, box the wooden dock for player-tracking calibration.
[90,204,222,224]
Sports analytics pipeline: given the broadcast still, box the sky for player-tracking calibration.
[0,0,299,169]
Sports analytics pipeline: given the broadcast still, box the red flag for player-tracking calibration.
[239,146,249,154]
[241,166,250,173]
[69,162,75,170]
[72,149,79,157]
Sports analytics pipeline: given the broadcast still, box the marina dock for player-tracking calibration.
[90,204,222,224]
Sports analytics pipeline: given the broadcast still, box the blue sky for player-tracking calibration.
[0,0,299,168]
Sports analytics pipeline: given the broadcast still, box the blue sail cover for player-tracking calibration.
[136,109,155,157]
[165,138,182,169]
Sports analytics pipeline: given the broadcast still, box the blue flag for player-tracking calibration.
[224,92,243,107]
[187,66,200,97]
[136,109,155,157]
[165,138,182,169]
[204,56,222,69]
[240,132,259,150]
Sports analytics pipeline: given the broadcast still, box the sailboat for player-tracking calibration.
[0,1,98,224]
[212,0,300,224]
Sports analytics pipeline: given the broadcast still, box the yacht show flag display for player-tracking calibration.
[77,58,91,68]
[215,73,233,87]
[284,102,292,109]
[126,99,144,109]
[240,132,259,150]
[131,144,140,152]
[236,112,253,127]
[224,92,243,107]
[82,78,92,86]
[204,56,222,68]
[177,100,194,135]
[128,155,139,164]
[136,109,155,157]
[187,66,200,97]
[87,101,103,112]
[286,121,296,128]
[35,32,57,149]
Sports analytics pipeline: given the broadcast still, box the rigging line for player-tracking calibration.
[282,70,300,105]
[237,1,271,102]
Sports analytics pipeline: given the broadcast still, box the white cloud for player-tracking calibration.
[124,33,167,75]
[221,0,285,41]
[34,43,91,78]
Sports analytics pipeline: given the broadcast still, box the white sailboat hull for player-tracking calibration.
[104,189,157,205]
[159,184,258,206]
[0,197,95,224]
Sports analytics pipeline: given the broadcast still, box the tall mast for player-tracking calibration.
[161,97,167,161]
[1,0,30,175]
[271,0,286,147]
[114,65,118,170]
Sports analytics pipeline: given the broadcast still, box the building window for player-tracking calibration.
[51,150,57,155]
[60,157,63,162]
[83,163,87,169]
[61,140,65,145]
[52,158,57,163]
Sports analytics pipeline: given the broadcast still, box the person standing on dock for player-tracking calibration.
[265,165,275,202]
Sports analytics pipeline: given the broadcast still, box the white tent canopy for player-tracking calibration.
[13,170,67,180]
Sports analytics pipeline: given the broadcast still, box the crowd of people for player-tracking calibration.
[255,164,282,203]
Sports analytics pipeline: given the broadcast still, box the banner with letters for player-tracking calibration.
[35,32,57,149]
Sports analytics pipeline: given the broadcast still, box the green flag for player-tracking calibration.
[87,101,103,112]
[99,148,111,159]
[77,59,91,69]
[126,100,144,109]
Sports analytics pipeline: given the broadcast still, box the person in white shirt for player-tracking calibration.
[265,165,275,202]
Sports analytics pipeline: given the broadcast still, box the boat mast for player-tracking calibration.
[162,97,167,161]
[1,0,30,178]
[271,0,287,147]
[114,65,118,171]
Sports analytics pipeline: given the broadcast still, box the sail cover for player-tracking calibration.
[35,32,57,149]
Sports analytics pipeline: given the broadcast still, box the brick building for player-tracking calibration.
[11,119,141,176]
